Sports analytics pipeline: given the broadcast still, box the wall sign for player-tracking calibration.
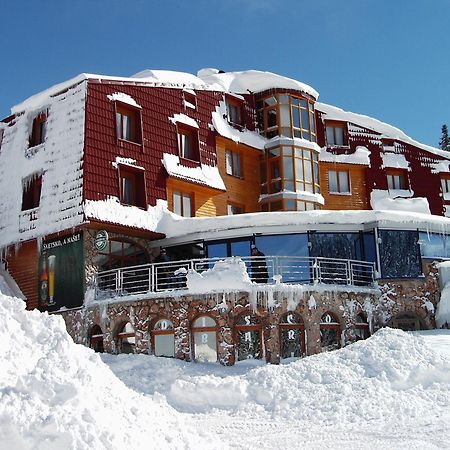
[94,230,109,251]
[38,231,84,311]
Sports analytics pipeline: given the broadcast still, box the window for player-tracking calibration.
[177,126,199,161]
[183,90,197,110]
[226,99,242,125]
[115,104,142,143]
[225,149,242,177]
[320,312,341,352]
[173,191,192,217]
[22,173,42,211]
[89,325,104,353]
[441,177,450,194]
[118,166,146,208]
[152,319,175,357]
[354,314,370,341]
[256,94,316,141]
[328,170,350,194]
[95,238,148,272]
[389,314,421,331]
[280,312,305,359]
[227,203,244,215]
[326,123,347,146]
[29,111,47,147]
[192,316,218,362]
[386,171,407,190]
[116,321,135,354]
[235,313,262,361]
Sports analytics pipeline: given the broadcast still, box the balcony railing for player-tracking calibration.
[95,256,376,300]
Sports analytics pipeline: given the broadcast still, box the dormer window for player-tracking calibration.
[226,99,242,125]
[115,103,142,144]
[386,170,408,190]
[183,91,197,110]
[29,111,47,147]
[177,126,199,161]
[118,165,146,208]
[22,173,42,211]
[326,122,347,146]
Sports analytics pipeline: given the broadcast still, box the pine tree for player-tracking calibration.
[439,124,450,151]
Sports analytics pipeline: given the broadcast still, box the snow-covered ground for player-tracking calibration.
[1,290,450,449]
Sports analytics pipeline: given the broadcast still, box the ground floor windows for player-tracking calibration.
[152,319,175,357]
[354,313,370,340]
[320,312,341,352]
[280,312,305,358]
[389,314,421,331]
[235,314,263,360]
[89,325,104,353]
[116,321,136,354]
[192,316,218,362]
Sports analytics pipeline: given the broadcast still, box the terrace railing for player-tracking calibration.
[95,256,376,300]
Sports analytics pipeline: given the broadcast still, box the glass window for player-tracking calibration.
[22,173,42,211]
[379,230,421,278]
[280,312,304,359]
[309,233,361,260]
[29,111,47,147]
[116,105,141,143]
[173,191,192,217]
[441,178,450,194]
[225,149,242,177]
[419,232,450,258]
[193,316,218,362]
[177,127,199,161]
[328,170,350,194]
[119,167,146,208]
[89,325,104,353]
[153,319,175,357]
[320,313,340,352]
[387,172,407,190]
[355,314,370,340]
[117,322,135,354]
[326,124,346,146]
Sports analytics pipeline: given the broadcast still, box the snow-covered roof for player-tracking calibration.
[162,154,226,191]
[198,68,319,98]
[320,146,371,165]
[381,152,410,170]
[154,209,450,245]
[317,102,450,159]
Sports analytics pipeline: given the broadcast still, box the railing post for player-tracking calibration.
[314,258,319,283]
[117,268,122,295]
[348,260,353,285]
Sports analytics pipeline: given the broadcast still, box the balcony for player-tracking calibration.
[95,256,376,300]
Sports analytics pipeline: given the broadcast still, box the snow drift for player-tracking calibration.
[0,293,218,450]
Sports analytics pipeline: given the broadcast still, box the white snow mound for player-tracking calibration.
[0,293,217,450]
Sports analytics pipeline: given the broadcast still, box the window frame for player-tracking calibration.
[151,318,175,357]
[29,111,47,148]
[441,176,450,194]
[115,321,136,354]
[183,91,197,110]
[325,122,348,147]
[226,97,243,126]
[173,190,193,217]
[328,170,351,194]
[191,315,219,362]
[279,312,306,359]
[319,312,341,352]
[114,102,143,146]
[177,125,200,162]
[386,169,408,190]
[21,173,43,211]
[117,164,147,208]
[234,312,263,361]
[225,148,243,178]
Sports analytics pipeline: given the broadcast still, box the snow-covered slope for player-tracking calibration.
[0,293,218,450]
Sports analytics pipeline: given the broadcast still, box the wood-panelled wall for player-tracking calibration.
[319,162,369,210]
[6,240,39,310]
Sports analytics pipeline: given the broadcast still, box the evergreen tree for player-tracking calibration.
[439,124,450,151]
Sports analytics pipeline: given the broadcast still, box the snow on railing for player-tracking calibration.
[94,256,376,300]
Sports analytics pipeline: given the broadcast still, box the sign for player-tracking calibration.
[94,230,109,251]
[38,231,84,311]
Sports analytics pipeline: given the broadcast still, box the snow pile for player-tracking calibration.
[186,257,252,294]
[437,261,450,327]
[0,293,216,449]
[107,92,141,109]
[370,190,431,214]
[381,152,410,170]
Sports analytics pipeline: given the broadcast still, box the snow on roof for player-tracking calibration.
[169,113,199,129]
[107,92,141,108]
[0,82,87,249]
[320,146,371,165]
[131,69,208,88]
[370,190,430,214]
[155,209,450,242]
[211,100,266,149]
[431,160,450,174]
[198,68,319,98]
[381,152,410,170]
[317,102,450,159]
[162,153,226,191]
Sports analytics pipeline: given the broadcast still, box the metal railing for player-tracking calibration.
[95,256,376,300]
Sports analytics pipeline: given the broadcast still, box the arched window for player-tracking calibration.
[151,319,175,357]
[89,324,104,353]
[320,312,341,352]
[355,313,370,340]
[116,321,135,354]
[235,314,263,361]
[389,314,421,331]
[192,316,218,362]
[95,238,148,272]
[279,312,305,359]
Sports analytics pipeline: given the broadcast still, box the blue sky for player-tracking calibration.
[1,0,449,147]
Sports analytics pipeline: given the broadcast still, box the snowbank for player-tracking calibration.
[0,293,218,449]
[370,190,431,214]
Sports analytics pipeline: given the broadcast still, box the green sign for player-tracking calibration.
[38,231,84,311]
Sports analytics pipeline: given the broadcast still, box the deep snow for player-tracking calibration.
[2,290,450,449]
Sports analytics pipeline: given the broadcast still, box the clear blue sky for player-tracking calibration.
[1,0,449,147]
